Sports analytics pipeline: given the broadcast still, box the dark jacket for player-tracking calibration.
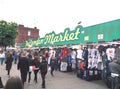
[34,60,40,70]
[109,62,120,74]
[28,59,34,66]
[5,55,13,70]
[18,57,29,72]
[40,60,48,74]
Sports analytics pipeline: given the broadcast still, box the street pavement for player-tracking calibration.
[0,63,109,89]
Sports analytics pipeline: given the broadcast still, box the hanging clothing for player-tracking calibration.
[88,48,101,69]
[106,47,115,61]
[60,62,68,71]
[71,50,77,60]
[67,55,72,62]
[88,48,93,68]
[82,48,88,60]
[48,49,56,65]
[82,48,88,69]
[80,61,85,70]
[61,48,68,58]
[76,49,83,60]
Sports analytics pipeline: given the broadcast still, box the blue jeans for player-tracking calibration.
[1,58,5,65]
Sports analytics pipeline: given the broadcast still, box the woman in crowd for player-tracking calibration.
[4,76,24,89]
[33,56,40,83]
[5,52,14,77]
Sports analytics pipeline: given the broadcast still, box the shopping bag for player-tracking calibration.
[48,66,51,71]
[32,66,36,70]
[29,66,36,72]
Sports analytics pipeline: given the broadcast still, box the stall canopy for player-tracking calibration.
[20,19,120,48]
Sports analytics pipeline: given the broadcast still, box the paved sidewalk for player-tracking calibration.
[0,63,109,89]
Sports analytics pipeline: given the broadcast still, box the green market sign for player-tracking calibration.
[45,28,80,43]
[20,19,120,48]
[23,26,83,47]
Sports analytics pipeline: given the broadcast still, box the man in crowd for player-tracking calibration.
[109,58,120,74]
[109,58,120,89]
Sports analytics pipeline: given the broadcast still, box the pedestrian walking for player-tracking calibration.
[33,56,40,83]
[4,76,24,89]
[5,52,14,77]
[50,55,56,76]
[39,56,48,88]
[0,50,6,65]
[28,52,34,83]
[17,52,29,85]
[13,51,18,64]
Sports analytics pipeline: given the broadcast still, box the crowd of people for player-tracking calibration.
[0,48,58,89]
[0,44,120,89]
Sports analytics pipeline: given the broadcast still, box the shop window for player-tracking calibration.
[98,34,103,39]
[28,30,31,36]
[84,36,89,41]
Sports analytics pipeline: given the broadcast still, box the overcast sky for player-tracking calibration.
[0,0,120,37]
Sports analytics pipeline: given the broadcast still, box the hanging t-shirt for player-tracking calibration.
[77,49,83,60]
[91,48,98,58]
[62,48,68,57]
[106,48,115,61]
[80,62,85,70]
[71,50,76,59]
[89,48,101,69]
[48,49,56,65]
[68,55,72,62]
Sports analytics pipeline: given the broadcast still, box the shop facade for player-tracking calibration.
[20,19,120,48]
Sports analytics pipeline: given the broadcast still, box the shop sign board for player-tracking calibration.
[21,25,83,47]
[20,19,120,48]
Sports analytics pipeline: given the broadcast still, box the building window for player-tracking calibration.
[84,36,89,41]
[28,30,31,36]
[98,34,103,39]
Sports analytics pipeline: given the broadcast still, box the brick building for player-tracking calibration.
[16,25,39,45]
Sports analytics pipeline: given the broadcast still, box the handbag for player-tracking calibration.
[48,66,51,71]
[29,66,36,72]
